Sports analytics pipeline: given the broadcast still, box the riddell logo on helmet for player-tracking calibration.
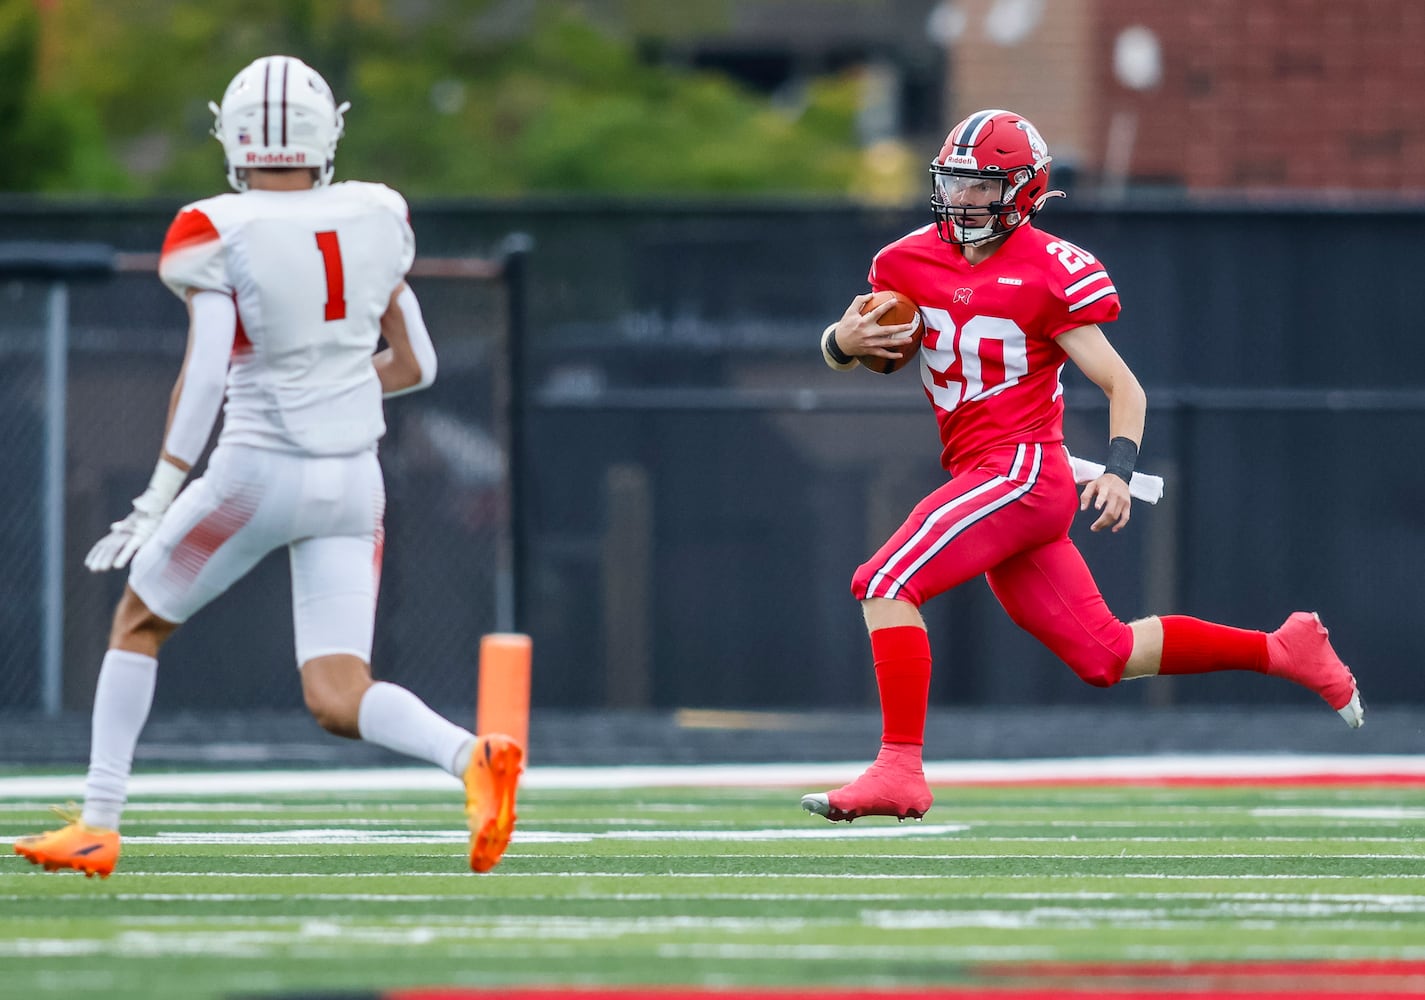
[243,151,308,165]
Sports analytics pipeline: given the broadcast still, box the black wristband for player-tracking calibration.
[1104,436,1138,483]
[823,326,854,366]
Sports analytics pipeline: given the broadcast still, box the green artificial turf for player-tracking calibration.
[3,780,1423,999]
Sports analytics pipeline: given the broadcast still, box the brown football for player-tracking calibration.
[858,290,923,374]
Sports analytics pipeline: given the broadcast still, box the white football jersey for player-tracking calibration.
[158,181,415,455]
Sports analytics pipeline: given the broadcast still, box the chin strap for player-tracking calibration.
[963,189,1068,244]
[1032,189,1067,214]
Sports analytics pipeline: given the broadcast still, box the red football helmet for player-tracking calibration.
[929,109,1064,245]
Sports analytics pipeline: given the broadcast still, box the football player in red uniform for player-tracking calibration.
[804,109,1362,823]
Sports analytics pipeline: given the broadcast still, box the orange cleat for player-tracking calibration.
[463,734,524,872]
[802,747,934,823]
[14,810,121,879]
[1268,611,1364,728]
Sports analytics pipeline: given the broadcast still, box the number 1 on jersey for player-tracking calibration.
[314,230,347,321]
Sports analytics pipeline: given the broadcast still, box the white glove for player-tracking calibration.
[85,460,188,572]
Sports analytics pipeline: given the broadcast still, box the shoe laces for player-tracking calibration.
[49,802,82,826]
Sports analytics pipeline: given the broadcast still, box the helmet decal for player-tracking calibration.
[1017,118,1049,166]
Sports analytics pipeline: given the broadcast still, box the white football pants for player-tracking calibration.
[129,443,385,665]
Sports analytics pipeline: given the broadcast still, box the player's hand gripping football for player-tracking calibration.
[84,460,187,572]
[834,294,918,361]
[1080,473,1132,533]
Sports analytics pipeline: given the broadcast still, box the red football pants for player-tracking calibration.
[852,442,1132,687]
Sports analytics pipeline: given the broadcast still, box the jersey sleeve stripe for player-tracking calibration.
[1067,285,1119,312]
[1064,271,1110,296]
[160,210,220,258]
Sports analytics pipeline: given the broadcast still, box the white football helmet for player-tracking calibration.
[209,55,350,192]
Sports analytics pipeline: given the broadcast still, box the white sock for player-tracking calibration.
[83,649,158,830]
[356,681,475,777]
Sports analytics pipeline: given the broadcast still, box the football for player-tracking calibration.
[859,290,923,374]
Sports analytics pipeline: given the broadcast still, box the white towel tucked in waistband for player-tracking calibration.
[1067,454,1165,504]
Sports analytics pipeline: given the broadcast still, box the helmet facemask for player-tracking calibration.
[929,109,1064,247]
[930,166,1035,246]
[210,56,350,193]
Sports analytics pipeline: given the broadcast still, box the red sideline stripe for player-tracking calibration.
[938,773,1425,788]
[979,958,1425,977]
[389,963,1425,998]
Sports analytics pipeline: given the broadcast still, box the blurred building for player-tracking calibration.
[944,0,1425,198]
[603,0,1425,199]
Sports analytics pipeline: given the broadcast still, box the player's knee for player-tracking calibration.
[850,564,873,600]
[1057,626,1132,688]
[108,588,178,654]
[304,687,360,738]
[1011,614,1129,688]
[1066,650,1127,688]
[851,564,924,606]
[311,709,355,738]
[301,654,370,739]
[998,611,1106,686]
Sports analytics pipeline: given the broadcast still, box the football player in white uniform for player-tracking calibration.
[15,56,522,878]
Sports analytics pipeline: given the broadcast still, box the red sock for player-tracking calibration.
[871,625,932,745]
[1158,615,1268,675]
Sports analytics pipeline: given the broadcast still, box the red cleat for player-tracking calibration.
[801,747,933,822]
[1267,612,1364,728]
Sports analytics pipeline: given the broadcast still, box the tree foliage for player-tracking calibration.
[0,1,125,191]
[1,0,870,198]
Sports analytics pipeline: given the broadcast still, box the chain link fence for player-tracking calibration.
[6,202,1425,719]
[0,278,52,712]
[0,244,519,717]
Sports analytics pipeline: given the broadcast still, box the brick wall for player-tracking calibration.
[946,0,1425,194]
[948,0,1098,177]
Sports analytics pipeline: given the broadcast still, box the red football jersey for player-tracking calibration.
[868,222,1120,473]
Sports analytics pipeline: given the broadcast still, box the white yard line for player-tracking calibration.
[2,753,1424,798]
[6,890,1424,904]
[3,866,1418,881]
[38,869,1425,880]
